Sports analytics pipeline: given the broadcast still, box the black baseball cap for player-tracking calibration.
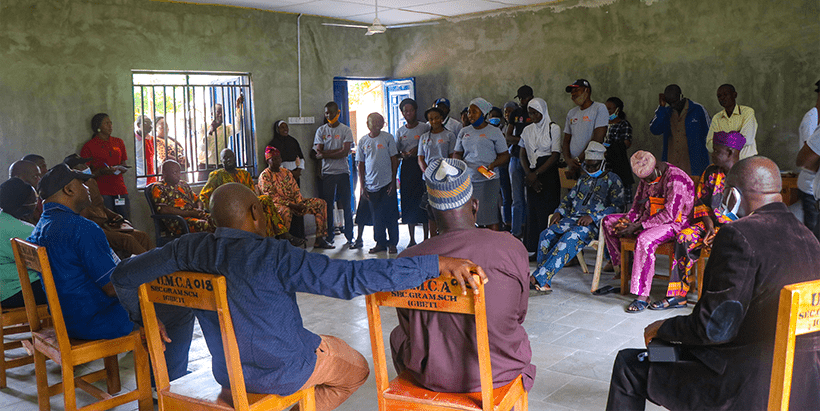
[38,163,92,200]
[566,79,592,93]
[62,154,93,168]
[515,85,534,99]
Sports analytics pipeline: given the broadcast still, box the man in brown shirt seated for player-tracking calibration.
[64,154,152,256]
[391,158,535,392]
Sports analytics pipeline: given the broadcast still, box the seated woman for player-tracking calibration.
[151,160,215,235]
[0,178,48,307]
[601,151,695,312]
[258,146,334,249]
[530,142,625,294]
[650,131,745,309]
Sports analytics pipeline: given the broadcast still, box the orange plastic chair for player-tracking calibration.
[366,274,528,411]
[768,279,820,410]
[138,271,316,411]
[11,238,151,411]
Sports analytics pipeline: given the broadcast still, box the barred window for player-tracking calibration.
[132,71,257,188]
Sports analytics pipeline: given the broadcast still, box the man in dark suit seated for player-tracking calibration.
[606,156,820,410]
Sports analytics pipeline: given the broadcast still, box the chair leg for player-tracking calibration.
[516,391,528,411]
[577,251,589,274]
[300,385,317,411]
[590,228,606,293]
[63,362,77,411]
[34,350,50,411]
[133,341,152,411]
[103,355,121,394]
[620,247,630,295]
[0,330,6,389]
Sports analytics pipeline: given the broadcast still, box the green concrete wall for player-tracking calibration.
[0,0,390,233]
[390,0,820,171]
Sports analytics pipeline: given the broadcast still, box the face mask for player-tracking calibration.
[718,187,743,221]
[328,112,340,124]
[608,108,619,121]
[583,160,605,178]
[81,168,93,175]
[471,116,485,128]
[488,117,501,126]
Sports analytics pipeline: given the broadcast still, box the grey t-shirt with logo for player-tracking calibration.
[356,131,398,192]
[564,101,609,158]
[314,123,354,176]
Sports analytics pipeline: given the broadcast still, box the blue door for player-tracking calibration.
[383,78,415,137]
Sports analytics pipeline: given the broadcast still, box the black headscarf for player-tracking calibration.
[267,120,304,163]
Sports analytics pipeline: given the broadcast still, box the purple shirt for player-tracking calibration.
[391,229,535,392]
[626,162,695,231]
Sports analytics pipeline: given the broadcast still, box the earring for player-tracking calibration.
[97,128,101,132]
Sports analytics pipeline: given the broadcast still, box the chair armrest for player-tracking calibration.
[150,214,191,234]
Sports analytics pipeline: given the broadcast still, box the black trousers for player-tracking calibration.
[606,349,654,411]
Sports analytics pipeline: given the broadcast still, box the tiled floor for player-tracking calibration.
[0,226,689,410]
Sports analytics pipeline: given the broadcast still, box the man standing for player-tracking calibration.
[648,84,711,176]
[391,158,535,393]
[505,85,534,238]
[29,163,193,380]
[606,157,820,410]
[563,79,609,178]
[356,113,399,254]
[706,84,758,159]
[433,98,463,137]
[112,182,486,411]
[314,101,355,247]
[796,79,820,234]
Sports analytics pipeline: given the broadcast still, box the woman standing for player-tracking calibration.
[605,97,634,202]
[268,120,306,184]
[81,113,131,218]
[418,107,457,238]
[395,99,430,246]
[453,98,510,231]
[519,98,562,251]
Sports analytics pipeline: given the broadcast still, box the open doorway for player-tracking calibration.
[346,79,385,211]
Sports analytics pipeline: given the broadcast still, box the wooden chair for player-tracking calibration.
[620,237,705,300]
[138,271,316,411]
[366,274,528,411]
[10,238,151,411]
[588,223,607,293]
[769,279,820,410]
[0,290,49,388]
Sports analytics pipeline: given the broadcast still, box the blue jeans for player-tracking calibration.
[509,156,526,236]
[321,174,354,242]
[152,304,195,381]
[366,184,399,247]
[498,160,512,227]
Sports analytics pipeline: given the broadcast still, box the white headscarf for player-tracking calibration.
[519,97,556,167]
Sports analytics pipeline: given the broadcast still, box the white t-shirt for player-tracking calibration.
[356,131,398,192]
[455,125,507,182]
[396,122,430,153]
[564,101,609,158]
[313,123,354,176]
[807,127,820,200]
[798,107,819,194]
[419,129,457,165]
[520,122,562,168]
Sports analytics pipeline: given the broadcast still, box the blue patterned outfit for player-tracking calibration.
[533,171,625,287]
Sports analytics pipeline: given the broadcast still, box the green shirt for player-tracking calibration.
[0,211,38,301]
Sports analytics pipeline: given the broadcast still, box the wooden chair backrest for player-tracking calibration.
[366,274,494,411]
[10,238,72,352]
[769,279,820,411]
[139,271,250,410]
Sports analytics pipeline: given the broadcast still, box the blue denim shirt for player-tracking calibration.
[27,202,132,340]
[112,227,439,396]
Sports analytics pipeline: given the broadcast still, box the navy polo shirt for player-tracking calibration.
[28,202,132,340]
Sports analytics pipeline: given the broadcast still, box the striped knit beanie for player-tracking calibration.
[424,158,473,211]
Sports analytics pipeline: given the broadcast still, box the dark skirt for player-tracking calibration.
[399,158,427,224]
[524,156,561,251]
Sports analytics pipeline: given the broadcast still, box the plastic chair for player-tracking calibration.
[144,183,189,246]
[11,238,151,411]
[366,274,528,411]
[769,279,820,410]
[138,271,316,411]
[0,289,49,388]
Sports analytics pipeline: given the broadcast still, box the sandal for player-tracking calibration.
[649,296,688,310]
[528,279,552,296]
[288,236,307,248]
[626,299,649,313]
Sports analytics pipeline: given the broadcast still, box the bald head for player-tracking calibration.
[9,160,42,188]
[728,156,781,193]
[210,183,265,235]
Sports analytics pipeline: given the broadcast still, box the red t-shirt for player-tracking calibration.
[80,136,129,196]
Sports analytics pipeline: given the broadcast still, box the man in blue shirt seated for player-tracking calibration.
[27,163,194,380]
[111,182,486,411]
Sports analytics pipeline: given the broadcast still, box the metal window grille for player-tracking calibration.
[132,71,257,188]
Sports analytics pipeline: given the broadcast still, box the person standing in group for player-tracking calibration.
[314,101,355,247]
[453,98,510,231]
[796,80,820,235]
[648,84,712,176]
[395,98,430,247]
[357,113,400,254]
[506,86,534,239]
[519,98,562,251]
[418,107,457,238]
[562,79,609,179]
[604,97,635,202]
[81,113,131,219]
[706,84,758,159]
[432,98,463,137]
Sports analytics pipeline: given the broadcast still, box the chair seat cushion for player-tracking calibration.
[383,370,517,410]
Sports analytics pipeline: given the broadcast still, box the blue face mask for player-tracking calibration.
[488,117,501,126]
[81,167,93,175]
[609,113,618,121]
[471,116,485,128]
[718,187,742,221]
[583,160,605,178]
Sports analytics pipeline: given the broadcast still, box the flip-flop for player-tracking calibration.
[626,299,649,313]
[593,285,616,295]
[529,282,552,296]
[648,296,688,310]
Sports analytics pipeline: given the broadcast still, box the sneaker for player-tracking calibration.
[350,240,363,249]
